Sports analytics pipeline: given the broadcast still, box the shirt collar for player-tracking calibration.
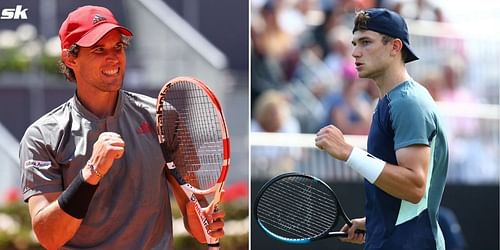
[71,90,124,124]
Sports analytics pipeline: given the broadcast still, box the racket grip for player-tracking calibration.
[330,229,365,237]
[330,232,349,237]
[355,229,365,234]
[207,243,220,250]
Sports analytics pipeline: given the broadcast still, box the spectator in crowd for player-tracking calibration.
[321,64,373,135]
[324,25,356,92]
[251,1,298,108]
[252,89,300,133]
[391,0,445,22]
[251,89,301,176]
[434,56,497,183]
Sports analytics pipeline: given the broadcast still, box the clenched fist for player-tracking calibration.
[315,125,353,161]
[83,132,125,184]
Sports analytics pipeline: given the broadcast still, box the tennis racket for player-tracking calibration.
[156,76,230,249]
[254,172,364,244]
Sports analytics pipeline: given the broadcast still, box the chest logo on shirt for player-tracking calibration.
[136,121,153,134]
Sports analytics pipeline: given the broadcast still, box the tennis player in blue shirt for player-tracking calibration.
[315,8,448,250]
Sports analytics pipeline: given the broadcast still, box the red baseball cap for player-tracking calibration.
[59,5,133,50]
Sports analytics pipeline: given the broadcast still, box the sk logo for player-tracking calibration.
[1,5,28,20]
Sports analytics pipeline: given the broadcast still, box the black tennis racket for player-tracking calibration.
[254,172,364,244]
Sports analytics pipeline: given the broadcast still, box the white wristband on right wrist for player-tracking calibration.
[346,147,385,184]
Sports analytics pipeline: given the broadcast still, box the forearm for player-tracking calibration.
[345,146,428,204]
[375,163,426,204]
[29,168,101,249]
[166,174,194,232]
[32,200,83,249]
[315,125,429,204]
[26,132,122,249]
[166,173,211,240]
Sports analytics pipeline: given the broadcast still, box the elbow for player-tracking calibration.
[407,190,424,204]
[33,224,62,250]
[405,170,427,204]
[40,242,60,250]
[33,236,53,250]
[406,183,426,204]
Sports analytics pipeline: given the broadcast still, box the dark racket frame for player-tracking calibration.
[254,172,364,244]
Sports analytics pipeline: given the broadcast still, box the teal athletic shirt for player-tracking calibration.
[365,80,448,250]
[19,91,174,249]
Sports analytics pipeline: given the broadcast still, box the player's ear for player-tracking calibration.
[391,39,403,57]
[61,49,77,68]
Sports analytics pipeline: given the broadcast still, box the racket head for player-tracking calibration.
[155,76,230,190]
[254,172,343,244]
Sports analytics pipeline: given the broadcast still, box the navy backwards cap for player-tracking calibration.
[353,8,419,63]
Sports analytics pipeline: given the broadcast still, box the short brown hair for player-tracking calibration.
[353,10,370,31]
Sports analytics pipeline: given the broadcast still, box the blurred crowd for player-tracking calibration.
[251,0,449,134]
[250,0,499,183]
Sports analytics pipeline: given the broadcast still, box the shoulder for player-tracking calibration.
[120,91,159,123]
[122,91,156,109]
[21,99,73,145]
[387,80,436,114]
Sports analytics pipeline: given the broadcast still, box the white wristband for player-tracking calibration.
[346,147,385,184]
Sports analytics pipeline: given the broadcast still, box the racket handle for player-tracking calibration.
[329,229,365,238]
[207,243,220,250]
[355,229,365,234]
[329,232,349,237]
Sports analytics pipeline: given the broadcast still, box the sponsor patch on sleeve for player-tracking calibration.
[24,160,52,170]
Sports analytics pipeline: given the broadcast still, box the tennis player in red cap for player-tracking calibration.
[20,5,224,249]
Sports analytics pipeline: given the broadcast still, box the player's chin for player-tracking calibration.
[102,78,124,91]
[356,70,369,79]
[103,84,123,92]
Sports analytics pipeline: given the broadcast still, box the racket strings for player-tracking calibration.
[258,182,338,225]
[257,196,335,238]
[256,176,339,240]
[257,198,334,239]
[161,81,224,190]
[257,180,338,238]
[257,182,337,235]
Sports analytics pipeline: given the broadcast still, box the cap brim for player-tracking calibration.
[76,23,133,47]
[403,42,419,63]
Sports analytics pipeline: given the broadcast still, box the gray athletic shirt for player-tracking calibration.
[19,90,174,250]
